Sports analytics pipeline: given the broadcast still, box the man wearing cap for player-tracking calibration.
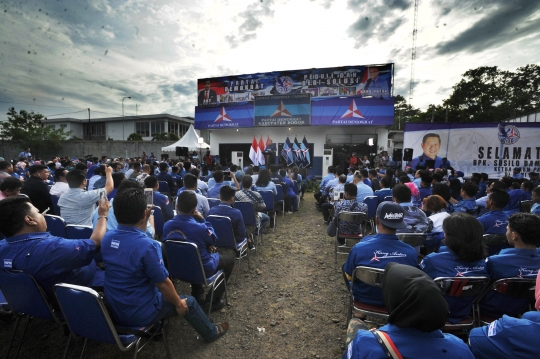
[343,202,418,308]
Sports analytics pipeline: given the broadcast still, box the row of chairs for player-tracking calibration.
[347,265,536,332]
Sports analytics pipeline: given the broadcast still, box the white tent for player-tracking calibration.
[161,124,209,152]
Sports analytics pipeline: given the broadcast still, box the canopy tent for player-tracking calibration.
[161,124,209,152]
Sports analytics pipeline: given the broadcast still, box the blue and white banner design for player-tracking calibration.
[254,94,311,127]
[194,104,254,129]
[403,122,540,178]
[311,97,394,126]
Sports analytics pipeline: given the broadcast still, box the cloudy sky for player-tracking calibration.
[0,0,538,122]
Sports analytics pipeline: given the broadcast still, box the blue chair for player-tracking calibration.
[45,214,67,238]
[258,190,276,232]
[158,181,171,196]
[0,288,10,314]
[362,196,378,235]
[208,198,220,208]
[65,224,93,239]
[54,283,171,359]
[163,241,228,318]
[51,195,61,216]
[275,184,285,218]
[235,201,262,248]
[153,206,164,240]
[0,269,65,359]
[383,196,393,202]
[207,215,250,283]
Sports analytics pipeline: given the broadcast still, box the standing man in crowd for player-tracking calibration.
[20,164,56,215]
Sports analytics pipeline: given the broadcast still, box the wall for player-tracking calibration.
[0,140,179,160]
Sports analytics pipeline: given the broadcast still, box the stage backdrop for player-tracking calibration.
[403,122,540,178]
[196,63,393,108]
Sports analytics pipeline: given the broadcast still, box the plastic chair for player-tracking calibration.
[54,283,170,359]
[235,201,262,249]
[348,266,388,325]
[208,198,221,208]
[258,190,276,232]
[520,200,533,213]
[163,241,228,318]
[433,276,490,332]
[397,233,426,258]
[65,224,93,239]
[475,277,537,326]
[45,214,67,238]
[207,215,250,283]
[362,196,378,235]
[0,269,65,359]
[483,234,509,256]
[335,211,366,265]
[275,184,285,218]
[153,206,164,240]
[51,195,61,216]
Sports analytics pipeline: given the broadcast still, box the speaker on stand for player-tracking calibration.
[403,148,414,162]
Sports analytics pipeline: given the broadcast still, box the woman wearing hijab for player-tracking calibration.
[344,262,474,359]
[420,213,488,323]
[469,270,540,358]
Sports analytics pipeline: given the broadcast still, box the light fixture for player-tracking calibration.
[236,129,239,131]
[288,127,291,131]
[368,138,374,146]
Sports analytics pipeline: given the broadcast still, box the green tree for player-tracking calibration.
[0,107,72,156]
[127,133,143,141]
[390,95,421,129]
[151,132,179,141]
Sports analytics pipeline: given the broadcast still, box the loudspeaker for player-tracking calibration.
[403,148,414,162]
[176,147,188,157]
[393,148,403,161]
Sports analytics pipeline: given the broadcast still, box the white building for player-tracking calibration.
[45,114,193,141]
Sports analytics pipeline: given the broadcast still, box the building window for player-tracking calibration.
[60,124,67,128]
[136,121,150,137]
[47,124,55,129]
[151,121,164,135]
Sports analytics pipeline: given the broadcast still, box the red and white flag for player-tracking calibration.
[249,136,258,165]
[258,136,265,166]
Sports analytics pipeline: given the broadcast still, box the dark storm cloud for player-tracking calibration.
[346,0,411,47]
[226,0,275,48]
[433,0,540,55]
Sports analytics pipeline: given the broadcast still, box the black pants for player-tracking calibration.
[191,254,235,304]
[321,203,333,222]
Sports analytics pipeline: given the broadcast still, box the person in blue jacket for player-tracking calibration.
[479,212,540,319]
[469,271,540,359]
[279,169,299,212]
[343,263,474,359]
[420,212,488,323]
[144,176,174,223]
[532,187,540,215]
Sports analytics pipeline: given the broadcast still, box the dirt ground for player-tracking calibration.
[0,195,352,359]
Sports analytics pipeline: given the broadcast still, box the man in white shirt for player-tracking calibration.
[49,168,70,196]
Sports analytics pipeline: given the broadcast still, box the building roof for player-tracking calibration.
[45,114,194,124]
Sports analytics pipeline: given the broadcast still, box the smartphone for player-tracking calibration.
[333,191,340,201]
[100,192,104,203]
[339,192,344,200]
[144,188,153,207]
[223,171,231,181]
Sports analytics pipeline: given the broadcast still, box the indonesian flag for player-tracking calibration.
[249,136,258,165]
[258,136,265,166]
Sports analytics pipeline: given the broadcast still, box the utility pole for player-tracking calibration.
[88,108,91,140]
[408,0,419,108]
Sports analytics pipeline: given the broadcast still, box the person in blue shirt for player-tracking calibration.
[512,167,523,180]
[469,271,540,359]
[156,162,175,194]
[452,182,478,214]
[374,177,392,204]
[100,187,228,343]
[474,173,488,199]
[343,202,417,307]
[207,185,248,244]
[477,190,510,235]
[279,169,299,212]
[420,213,488,323]
[254,168,277,196]
[207,170,239,199]
[86,157,99,180]
[505,187,529,216]
[0,195,109,297]
[18,147,31,160]
[314,166,335,207]
[163,191,234,310]
[418,175,433,200]
[479,213,540,319]
[531,187,540,216]
[344,262,474,359]
[144,176,174,223]
[352,171,374,203]
[359,169,371,188]
[392,184,433,235]
[521,180,534,201]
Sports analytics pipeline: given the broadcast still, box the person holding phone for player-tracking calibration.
[144,176,174,223]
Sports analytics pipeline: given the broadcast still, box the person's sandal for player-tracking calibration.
[204,322,229,343]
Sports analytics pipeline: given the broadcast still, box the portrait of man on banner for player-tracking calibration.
[358,66,391,100]
[407,132,446,170]
[198,79,218,107]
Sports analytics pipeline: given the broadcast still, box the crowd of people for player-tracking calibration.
[314,160,540,358]
[0,150,308,349]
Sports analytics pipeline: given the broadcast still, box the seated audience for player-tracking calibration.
[418,175,433,200]
[20,164,56,215]
[100,188,228,343]
[49,168,69,196]
[58,167,113,226]
[107,172,125,200]
[479,213,540,319]
[0,195,108,296]
[392,184,433,234]
[343,202,417,307]
[163,191,234,310]
[532,187,540,215]
[332,183,367,244]
[207,170,239,199]
[469,271,540,359]
[191,168,208,197]
[505,185,529,216]
[352,171,374,203]
[344,263,474,359]
[182,173,210,218]
[0,177,22,200]
[144,176,174,223]
[255,168,277,196]
[279,169,299,213]
[235,175,269,232]
[420,213,488,323]
[374,177,392,204]
[477,189,510,236]
[452,182,478,214]
[136,164,152,187]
